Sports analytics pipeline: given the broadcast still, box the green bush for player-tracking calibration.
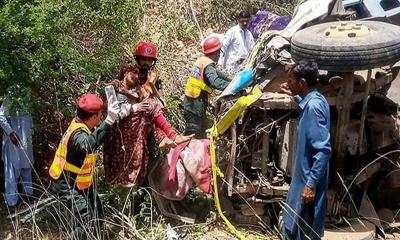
[0,0,144,168]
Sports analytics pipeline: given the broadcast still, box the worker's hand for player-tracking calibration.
[105,101,120,125]
[148,70,159,84]
[132,102,150,112]
[301,186,316,204]
[174,134,194,145]
[10,132,21,146]
[279,82,292,96]
[119,103,132,119]
[159,137,177,149]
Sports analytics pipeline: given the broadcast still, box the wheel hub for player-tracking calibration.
[324,22,370,38]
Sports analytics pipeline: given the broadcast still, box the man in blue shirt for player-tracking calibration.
[281,60,331,239]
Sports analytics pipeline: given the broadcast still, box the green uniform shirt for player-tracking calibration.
[66,121,110,179]
[183,64,231,117]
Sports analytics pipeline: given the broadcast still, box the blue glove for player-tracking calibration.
[238,68,254,89]
[218,68,254,98]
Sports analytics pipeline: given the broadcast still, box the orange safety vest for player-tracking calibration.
[184,56,214,99]
[49,119,97,190]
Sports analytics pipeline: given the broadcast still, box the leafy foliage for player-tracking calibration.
[1,0,143,111]
[0,0,144,166]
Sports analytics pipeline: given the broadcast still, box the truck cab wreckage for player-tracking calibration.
[213,0,400,239]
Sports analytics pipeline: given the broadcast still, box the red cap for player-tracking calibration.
[76,93,104,113]
[202,36,222,54]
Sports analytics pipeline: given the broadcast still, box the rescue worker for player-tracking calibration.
[131,41,165,175]
[48,93,120,237]
[133,41,166,108]
[183,35,232,139]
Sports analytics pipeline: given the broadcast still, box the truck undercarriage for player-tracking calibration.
[215,1,400,238]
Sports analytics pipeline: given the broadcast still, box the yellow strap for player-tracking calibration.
[76,174,93,183]
[216,87,262,135]
[50,163,63,176]
[64,162,92,174]
[185,85,202,96]
[84,154,96,164]
[207,87,264,240]
[209,125,246,240]
[188,77,212,93]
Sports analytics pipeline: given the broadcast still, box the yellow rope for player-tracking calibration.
[208,87,263,240]
[210,126,246,240]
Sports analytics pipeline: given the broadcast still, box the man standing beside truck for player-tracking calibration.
[281,60,332,240]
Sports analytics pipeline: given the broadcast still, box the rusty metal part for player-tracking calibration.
[382,169,400,189]
[245,197,284,204]
[334,73,355,189]
[355,161,382,185]
[232,210,270,227]
[359,186,384,236]
[259,182,289,196]
[261,117,270,176]
[358,70,372,155]
[227,123,237,197]
[367,113,398,150]
[278,119,297,176]
[345,121,368,155]
[324,219,375,240]
[240,203,265,216]
[235,180,288,197]
[256,92,297,110]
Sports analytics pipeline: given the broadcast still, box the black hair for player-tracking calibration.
[237,10,250,19]
[291,60,320,86]
[77,107,96,121]
[134,55,157,66]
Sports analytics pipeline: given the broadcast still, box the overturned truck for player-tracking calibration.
[216,0,400,238]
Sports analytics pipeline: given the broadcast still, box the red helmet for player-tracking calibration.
[202,36,222,54]
[134,41,158,59]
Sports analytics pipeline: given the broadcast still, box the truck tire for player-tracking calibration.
[291,21,400,72]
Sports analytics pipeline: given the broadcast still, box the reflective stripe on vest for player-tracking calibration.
[48,119,97,190]
[184,56,214,99]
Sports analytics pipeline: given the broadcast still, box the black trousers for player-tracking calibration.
[183,110,209,139]
[51,174,103,238]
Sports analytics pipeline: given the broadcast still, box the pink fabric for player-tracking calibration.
[149,139,212,200]
[167,141,191,190]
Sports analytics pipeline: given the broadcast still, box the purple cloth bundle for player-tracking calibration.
[248,10,291,40]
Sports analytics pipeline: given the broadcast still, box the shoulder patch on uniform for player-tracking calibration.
[191,66,201,78]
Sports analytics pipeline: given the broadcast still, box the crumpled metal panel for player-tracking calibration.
[281,0,337,39]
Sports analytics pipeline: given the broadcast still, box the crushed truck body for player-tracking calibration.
[215,0,400,238]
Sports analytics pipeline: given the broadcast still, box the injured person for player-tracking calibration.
[149,138,212,200]
[103,64,193,188]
